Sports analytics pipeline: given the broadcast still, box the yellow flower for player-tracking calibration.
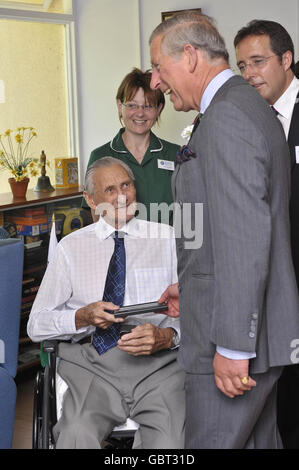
[15,133,23,143]
[0,125,40,180]
[30,169,38,177]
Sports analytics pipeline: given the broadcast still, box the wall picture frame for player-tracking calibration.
[161,8,202,22]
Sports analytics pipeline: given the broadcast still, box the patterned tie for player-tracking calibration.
[92,231,126,355]
[175,113,203,164]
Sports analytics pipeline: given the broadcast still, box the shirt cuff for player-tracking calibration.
[216,346,256,360]
[170,327,180,350]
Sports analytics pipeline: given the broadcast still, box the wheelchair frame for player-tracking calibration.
[32,340,135,449]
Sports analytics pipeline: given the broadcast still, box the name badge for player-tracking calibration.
[158,159,175,171]
[296,146,299,164]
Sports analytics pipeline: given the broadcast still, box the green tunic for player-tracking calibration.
[82,129,179,224]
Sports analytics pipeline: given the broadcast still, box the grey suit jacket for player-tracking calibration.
[173,75,299,375]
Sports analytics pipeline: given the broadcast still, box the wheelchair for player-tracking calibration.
[32,340,137,449]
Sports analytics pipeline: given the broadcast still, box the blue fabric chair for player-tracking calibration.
[0,238,24,449]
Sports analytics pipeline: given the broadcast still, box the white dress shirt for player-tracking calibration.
[27,217,179,343]
[273,76,299,138]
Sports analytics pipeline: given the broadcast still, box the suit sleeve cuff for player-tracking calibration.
[216,346,256,360]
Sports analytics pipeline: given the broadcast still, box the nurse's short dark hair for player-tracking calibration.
[116,67,165,123]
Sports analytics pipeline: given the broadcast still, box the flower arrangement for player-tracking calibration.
[0,127,39,181]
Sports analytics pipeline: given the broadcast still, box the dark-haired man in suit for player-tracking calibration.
[235,20,299,449]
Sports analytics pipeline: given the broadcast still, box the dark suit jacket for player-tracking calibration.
[288,95,299,285]
[173,75,299,375]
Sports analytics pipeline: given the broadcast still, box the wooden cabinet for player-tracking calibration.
[0,187,91,373]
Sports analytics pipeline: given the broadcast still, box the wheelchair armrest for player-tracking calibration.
[43,340,59,355]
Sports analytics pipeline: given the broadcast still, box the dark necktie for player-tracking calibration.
[92,231,126,355]
[175,113,203,164]
[191,112,203,135]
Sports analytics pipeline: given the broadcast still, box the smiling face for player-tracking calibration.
[150,34,194,112]
[235,34,293,105]
[84,164,136,228]
[117,87,162,137]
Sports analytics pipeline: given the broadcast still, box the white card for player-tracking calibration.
[158,159,175,171]
[296,146,299,164]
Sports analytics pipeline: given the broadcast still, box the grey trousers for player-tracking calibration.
[53,343,185,449]
[185,366,283,449]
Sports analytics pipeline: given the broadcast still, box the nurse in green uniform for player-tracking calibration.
[82,68,179,224]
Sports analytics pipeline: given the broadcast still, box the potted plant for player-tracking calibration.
[0,127,39,197]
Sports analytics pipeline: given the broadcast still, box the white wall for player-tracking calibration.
[74,0,141,178]
[140,0,299,146]
[75,0,299,176]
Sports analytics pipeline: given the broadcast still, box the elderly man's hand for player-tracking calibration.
[75,301,124,330]
[158,283,180,317]
[117,324,174,356]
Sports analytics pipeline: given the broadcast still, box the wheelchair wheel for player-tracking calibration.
[32,368,56,449]
[32,369,43,449]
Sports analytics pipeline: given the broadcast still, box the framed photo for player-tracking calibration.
[161,8,201,22]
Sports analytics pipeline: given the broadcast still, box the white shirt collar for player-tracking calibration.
[274,76,299,120]
[200,69,235,114]
[95,216,149,241]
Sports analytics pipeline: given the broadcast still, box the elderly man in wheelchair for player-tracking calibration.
[27,157,185,449]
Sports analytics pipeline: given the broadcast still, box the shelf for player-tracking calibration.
[0,187,84,211]
[17,359,40,373]
[23,264,47,275]
[19,337,33,345]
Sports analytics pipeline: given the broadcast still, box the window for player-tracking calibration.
[0,0,72,15]
[0,0,78,193]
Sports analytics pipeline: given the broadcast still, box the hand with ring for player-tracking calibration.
[241,376,249,385]
[213,352,257,398]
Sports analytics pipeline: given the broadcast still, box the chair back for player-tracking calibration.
[0,239,24,377]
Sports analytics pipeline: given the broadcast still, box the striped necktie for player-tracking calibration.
[92,231,126,355]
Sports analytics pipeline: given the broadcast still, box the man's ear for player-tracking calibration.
[83,191,96,210]
[282,50,293,72]
[183,43,198,73]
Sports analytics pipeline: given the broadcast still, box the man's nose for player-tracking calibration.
[243,66,257,82]
[150,69,161,90]
[117,193,127,205]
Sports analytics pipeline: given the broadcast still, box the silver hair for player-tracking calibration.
[84,157,135,195]
[149,12,229,63]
